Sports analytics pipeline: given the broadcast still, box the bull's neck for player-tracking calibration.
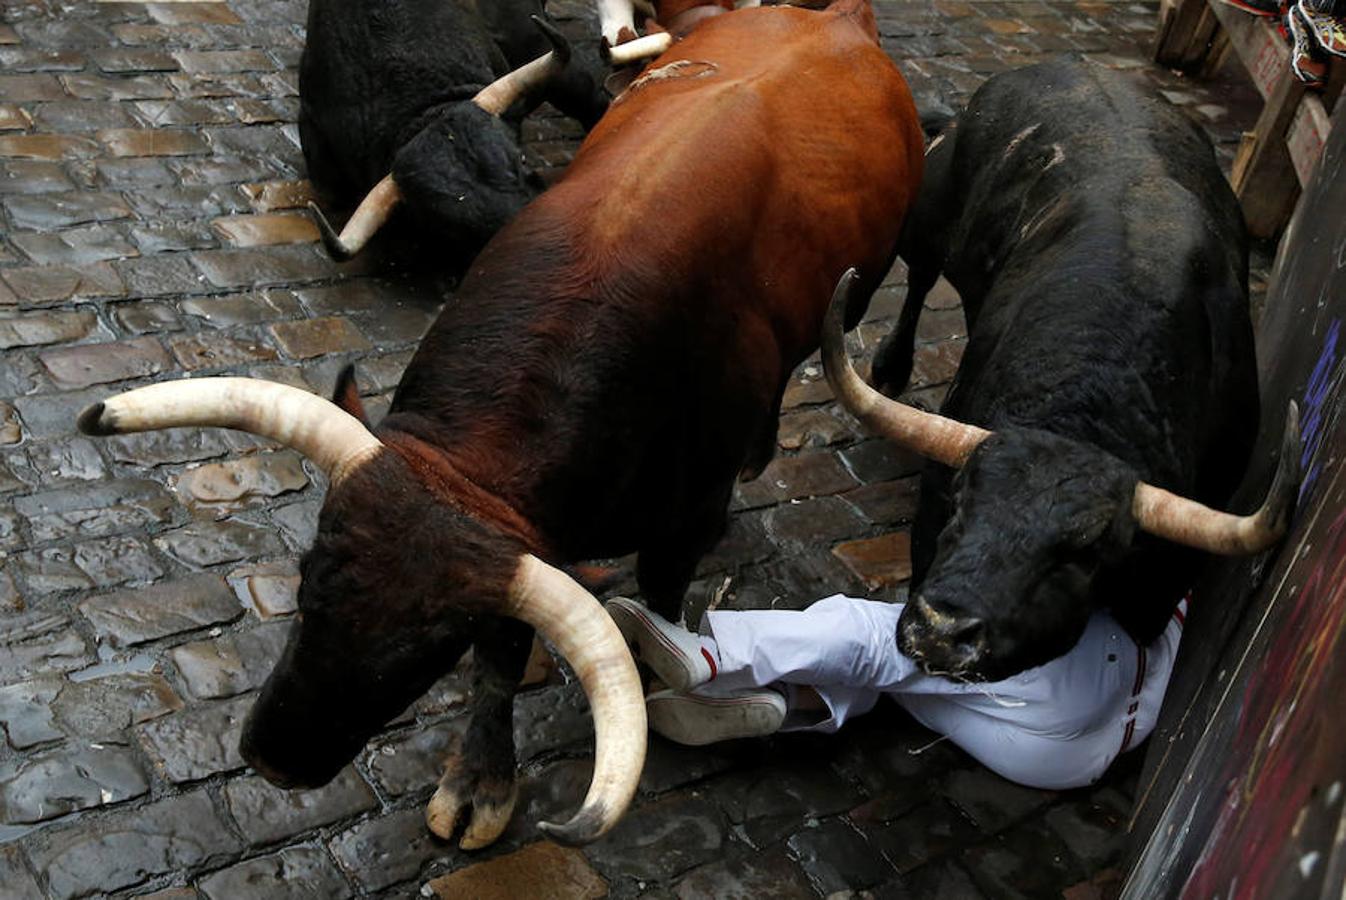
[658,0,733,36]
[383,431,551,557]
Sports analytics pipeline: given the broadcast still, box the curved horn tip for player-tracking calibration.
[76,401,115,436]
[529,15,572,64]
[821,267,861,378]
[1262,399,1303,535]
[307,201,354,262]
[537,803,612,846]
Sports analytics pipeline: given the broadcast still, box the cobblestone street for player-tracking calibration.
[0,0,1267,897]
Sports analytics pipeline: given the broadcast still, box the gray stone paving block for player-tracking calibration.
[80,573,242,648]
[0,741,149,824]
[865,797,983,875]
[0,612,92,683]
[106,427,251,468]
[0,160,74,194]
[515,682,594,762]
[114,300,184,335]
[12,388,118,440]
[942,767,1055,833]
[672,845,816,899]
[764,495,868,547]
[585,794,727,883]
[496,757,592,848]
[114,254,211,298]
[97,158,177,189]
[364,719,465,798]
[16,477,175,543]
[153,518,286,567]
[638,736,738,795]
[16,535,165,595]
[170,621,289,700]
[174,452,309,514]
[960,817,1086,899]
[3,191,133,230]
[838,439,923,483]
[271,497,320,550]
[328,807,453,892]
[1042,792,1129,872]
[0,308,100,350]
[18,436,107,484]
[27,790,243,900]
[137,694,251,783]
[897,858,987,900]
[0,671,181,749]
[223,766,377,847]
[737,453,859,507]
[0,844,42,900]
[180,290,303,327]
[10,225,138,266]
[714,755,868,848]
[190,246,331,289]
[787,819,896,894]
[199,845,351,899]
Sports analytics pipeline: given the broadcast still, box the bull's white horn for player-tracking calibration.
[309,175,401,262]
[1133,401,1300,555]
[823,268,991,468]
[77,377,383,485]
[604,31,673,66]
[503,555,645,845]
[473,17,571,117]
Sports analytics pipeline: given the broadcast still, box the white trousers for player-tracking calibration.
[703,594,1184,790]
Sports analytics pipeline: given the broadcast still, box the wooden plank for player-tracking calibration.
[1124,98,1346,899]
[1231,65,1307,238]
[1154,0,1221,71]
[1208,1,1290,100]
[1288,95,1332,187]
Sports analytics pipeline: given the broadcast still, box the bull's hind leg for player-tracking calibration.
[871,265,938,398]
[427,617,532,849]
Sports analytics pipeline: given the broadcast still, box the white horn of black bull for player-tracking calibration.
[604,31,673,66]
[822,267,991,468]
[308,174,401,263]
[824,268,1301,556]
[498,555,646,845]
[1132,401,1300,554]
[472,16,572,117]
[76,377,383,484]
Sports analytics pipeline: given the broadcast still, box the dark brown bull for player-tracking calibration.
[77,0,923,847]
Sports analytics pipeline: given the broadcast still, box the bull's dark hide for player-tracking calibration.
[876,57,1257,680]
[299,0,605,263]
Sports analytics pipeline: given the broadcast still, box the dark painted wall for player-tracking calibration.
[1124,102,1346,897]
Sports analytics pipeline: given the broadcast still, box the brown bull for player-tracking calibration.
[77,0,923,847]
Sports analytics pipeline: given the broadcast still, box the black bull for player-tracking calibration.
[300,0,608,262]
[826,58,1298,683]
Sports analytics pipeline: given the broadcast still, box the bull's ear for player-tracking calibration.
[331,364,370,426]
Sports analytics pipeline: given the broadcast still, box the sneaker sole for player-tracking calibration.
[647,691,786,746]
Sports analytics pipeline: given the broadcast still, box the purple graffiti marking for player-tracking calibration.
[1300,318,1342,503]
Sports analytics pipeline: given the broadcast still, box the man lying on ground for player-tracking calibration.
[607,594,1184,789]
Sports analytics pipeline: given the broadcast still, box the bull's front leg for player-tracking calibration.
[426,617,532,849]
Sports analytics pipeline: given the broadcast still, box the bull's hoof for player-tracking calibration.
[425,756,519,851]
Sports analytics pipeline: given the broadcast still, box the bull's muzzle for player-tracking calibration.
[899,596,988,676]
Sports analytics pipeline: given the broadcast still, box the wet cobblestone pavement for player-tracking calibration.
[0,0,1267,897]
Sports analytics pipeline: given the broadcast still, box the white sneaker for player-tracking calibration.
[606,597,716,691]
[646,687,788,746]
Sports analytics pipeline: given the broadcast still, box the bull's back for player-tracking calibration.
[550,2,922,356]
